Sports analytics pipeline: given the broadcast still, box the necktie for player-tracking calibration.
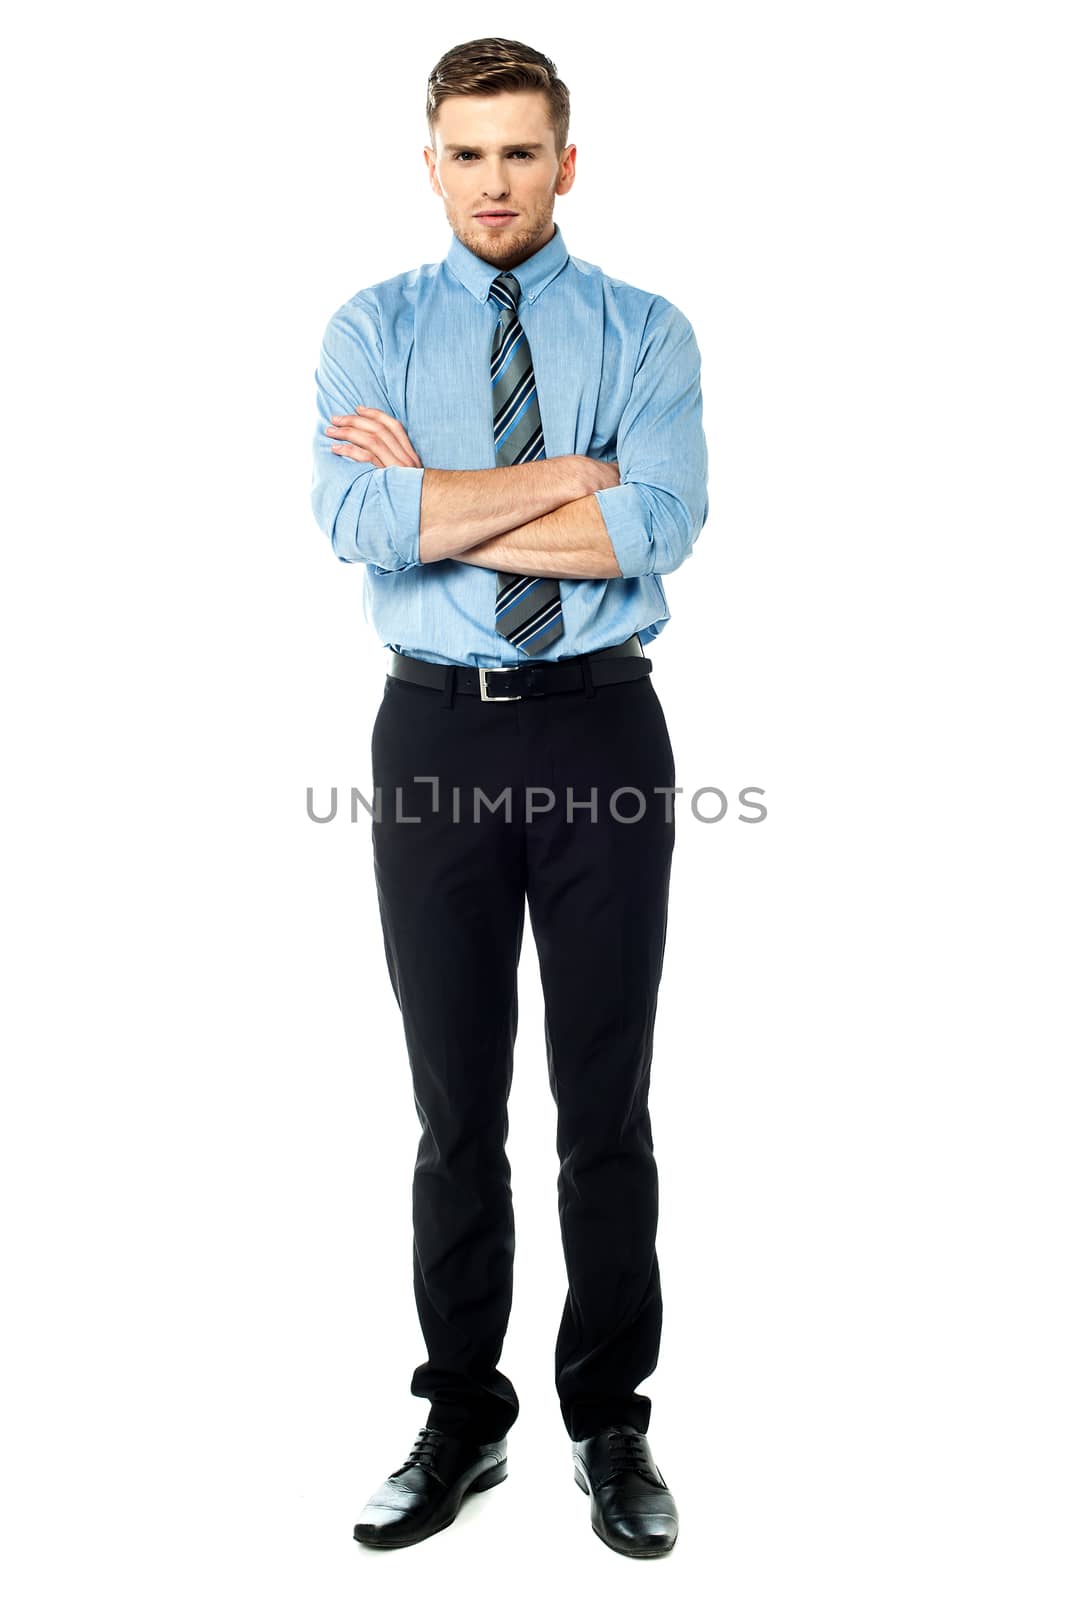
[488,271,564,655]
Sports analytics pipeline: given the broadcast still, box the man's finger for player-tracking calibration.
[327,409,421,468]
[350,406,421,467]
[328,426,410,469]
[330,443,388,468]
[326,421,377,442]
[331,443,403,466]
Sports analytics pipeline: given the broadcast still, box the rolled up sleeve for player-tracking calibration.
[310,294,424,574]
[594,298,709,578]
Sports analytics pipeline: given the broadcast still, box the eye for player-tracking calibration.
[452,151,533,161]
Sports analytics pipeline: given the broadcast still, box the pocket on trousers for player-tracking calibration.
[642,679,676,776]
[370,678,392,757]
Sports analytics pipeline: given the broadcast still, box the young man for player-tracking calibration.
[311,36,708,1559]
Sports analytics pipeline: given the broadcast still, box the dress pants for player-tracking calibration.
[369,652,676,1443]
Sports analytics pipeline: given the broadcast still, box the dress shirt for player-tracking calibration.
[310,223,708,668]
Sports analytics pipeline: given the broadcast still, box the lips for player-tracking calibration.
[476,211,517,217]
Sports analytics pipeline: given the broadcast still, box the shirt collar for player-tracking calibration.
[444,222,569,307]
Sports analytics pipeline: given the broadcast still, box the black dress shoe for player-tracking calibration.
[352,1425,508,1549]
[572,1423,678,1557]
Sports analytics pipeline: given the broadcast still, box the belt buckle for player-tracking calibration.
[479,665,524,702]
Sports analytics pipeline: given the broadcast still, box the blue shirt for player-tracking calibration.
[310,223,708,668]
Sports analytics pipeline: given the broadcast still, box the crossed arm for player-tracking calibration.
[313,294,707,579]
[324,405,622,579]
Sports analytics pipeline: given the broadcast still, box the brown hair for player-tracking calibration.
[426,37,571,160]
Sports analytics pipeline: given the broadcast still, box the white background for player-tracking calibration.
[2,2,1062,1594]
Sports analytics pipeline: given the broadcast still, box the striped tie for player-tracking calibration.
[488,271,564,654]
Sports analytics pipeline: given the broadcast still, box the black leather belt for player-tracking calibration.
[386,636,650,701]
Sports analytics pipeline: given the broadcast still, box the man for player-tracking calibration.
[310,36,708,1559]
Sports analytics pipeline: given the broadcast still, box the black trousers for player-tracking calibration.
[369,652,676,1443]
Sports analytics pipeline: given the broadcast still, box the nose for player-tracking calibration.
[481,159,510,198]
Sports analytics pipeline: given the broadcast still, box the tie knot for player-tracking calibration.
[489,272,521,313]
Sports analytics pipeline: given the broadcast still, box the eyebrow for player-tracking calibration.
[441,142,546,153]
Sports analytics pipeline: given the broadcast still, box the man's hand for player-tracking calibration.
[325,406,422,469]
[582,457,622,493]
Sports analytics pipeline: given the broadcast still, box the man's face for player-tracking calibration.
[424,90,576,270]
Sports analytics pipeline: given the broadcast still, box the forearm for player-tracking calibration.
[451,493,622,580]
[419,456,596,563]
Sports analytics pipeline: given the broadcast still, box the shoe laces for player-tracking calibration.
[606,1428,654,1478]
[395,1426,446,1476]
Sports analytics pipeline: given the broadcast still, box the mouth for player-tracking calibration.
[475,211,518,226]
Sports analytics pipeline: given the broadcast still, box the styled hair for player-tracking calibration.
[426,37,571,159]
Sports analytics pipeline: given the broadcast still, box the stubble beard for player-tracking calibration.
[447,195,555,270]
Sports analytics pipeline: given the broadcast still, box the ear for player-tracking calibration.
[556,144,577,197]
